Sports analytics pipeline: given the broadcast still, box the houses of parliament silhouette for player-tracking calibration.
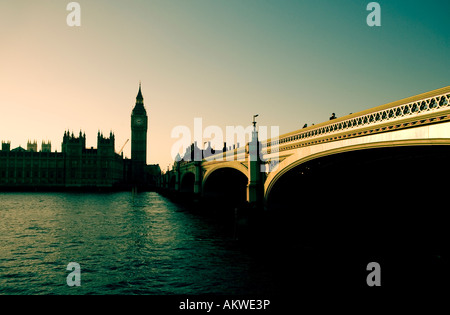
[0,84,160,190]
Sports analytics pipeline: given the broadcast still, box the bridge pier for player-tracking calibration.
[174,163,180,192]
[247,120,264,207]
[164,172,169,189]
[247,166,263,206]
[194,161,202,196]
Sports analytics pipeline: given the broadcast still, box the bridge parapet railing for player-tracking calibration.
[262,89,450,153]
[202,146,247,163]
[173,146,247,166]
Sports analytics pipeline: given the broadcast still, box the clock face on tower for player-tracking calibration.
[134,118,143,126]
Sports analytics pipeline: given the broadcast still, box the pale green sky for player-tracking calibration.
[0,0,449,169]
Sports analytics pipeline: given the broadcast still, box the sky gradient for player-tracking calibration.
[1,0,449,169]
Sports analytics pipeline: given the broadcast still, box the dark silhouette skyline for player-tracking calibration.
[0,85,160,190]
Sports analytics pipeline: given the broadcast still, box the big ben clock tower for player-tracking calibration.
[131,82,148,184]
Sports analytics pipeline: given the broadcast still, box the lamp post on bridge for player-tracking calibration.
[252,114,258,129]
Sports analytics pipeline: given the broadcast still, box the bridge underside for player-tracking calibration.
[267,145,450,253]
[203,167,248,209]
[180,172,195,193]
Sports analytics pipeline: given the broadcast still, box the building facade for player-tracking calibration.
[0,84,160,190]
[0,148,65,188]
[0,132,124,189]
[61,131,125,188]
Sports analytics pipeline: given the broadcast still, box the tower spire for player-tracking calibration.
[136,81,143,102]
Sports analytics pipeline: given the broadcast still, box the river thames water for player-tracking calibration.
[2,191,448,296]
[0,192,287,295]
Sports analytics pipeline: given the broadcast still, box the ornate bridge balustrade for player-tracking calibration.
[261,88,450,155]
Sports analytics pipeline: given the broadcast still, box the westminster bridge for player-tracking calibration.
[161,85,450,206]
[159,86,450,249]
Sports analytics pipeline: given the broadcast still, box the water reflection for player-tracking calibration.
[0,192,276,295]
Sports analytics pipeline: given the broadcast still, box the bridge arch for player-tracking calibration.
[180,171,195,193]
[264,141,450,250]
[264,122,450,202]
[202,165,248,207]
[202,162,248,190]
[168,174,176,190]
